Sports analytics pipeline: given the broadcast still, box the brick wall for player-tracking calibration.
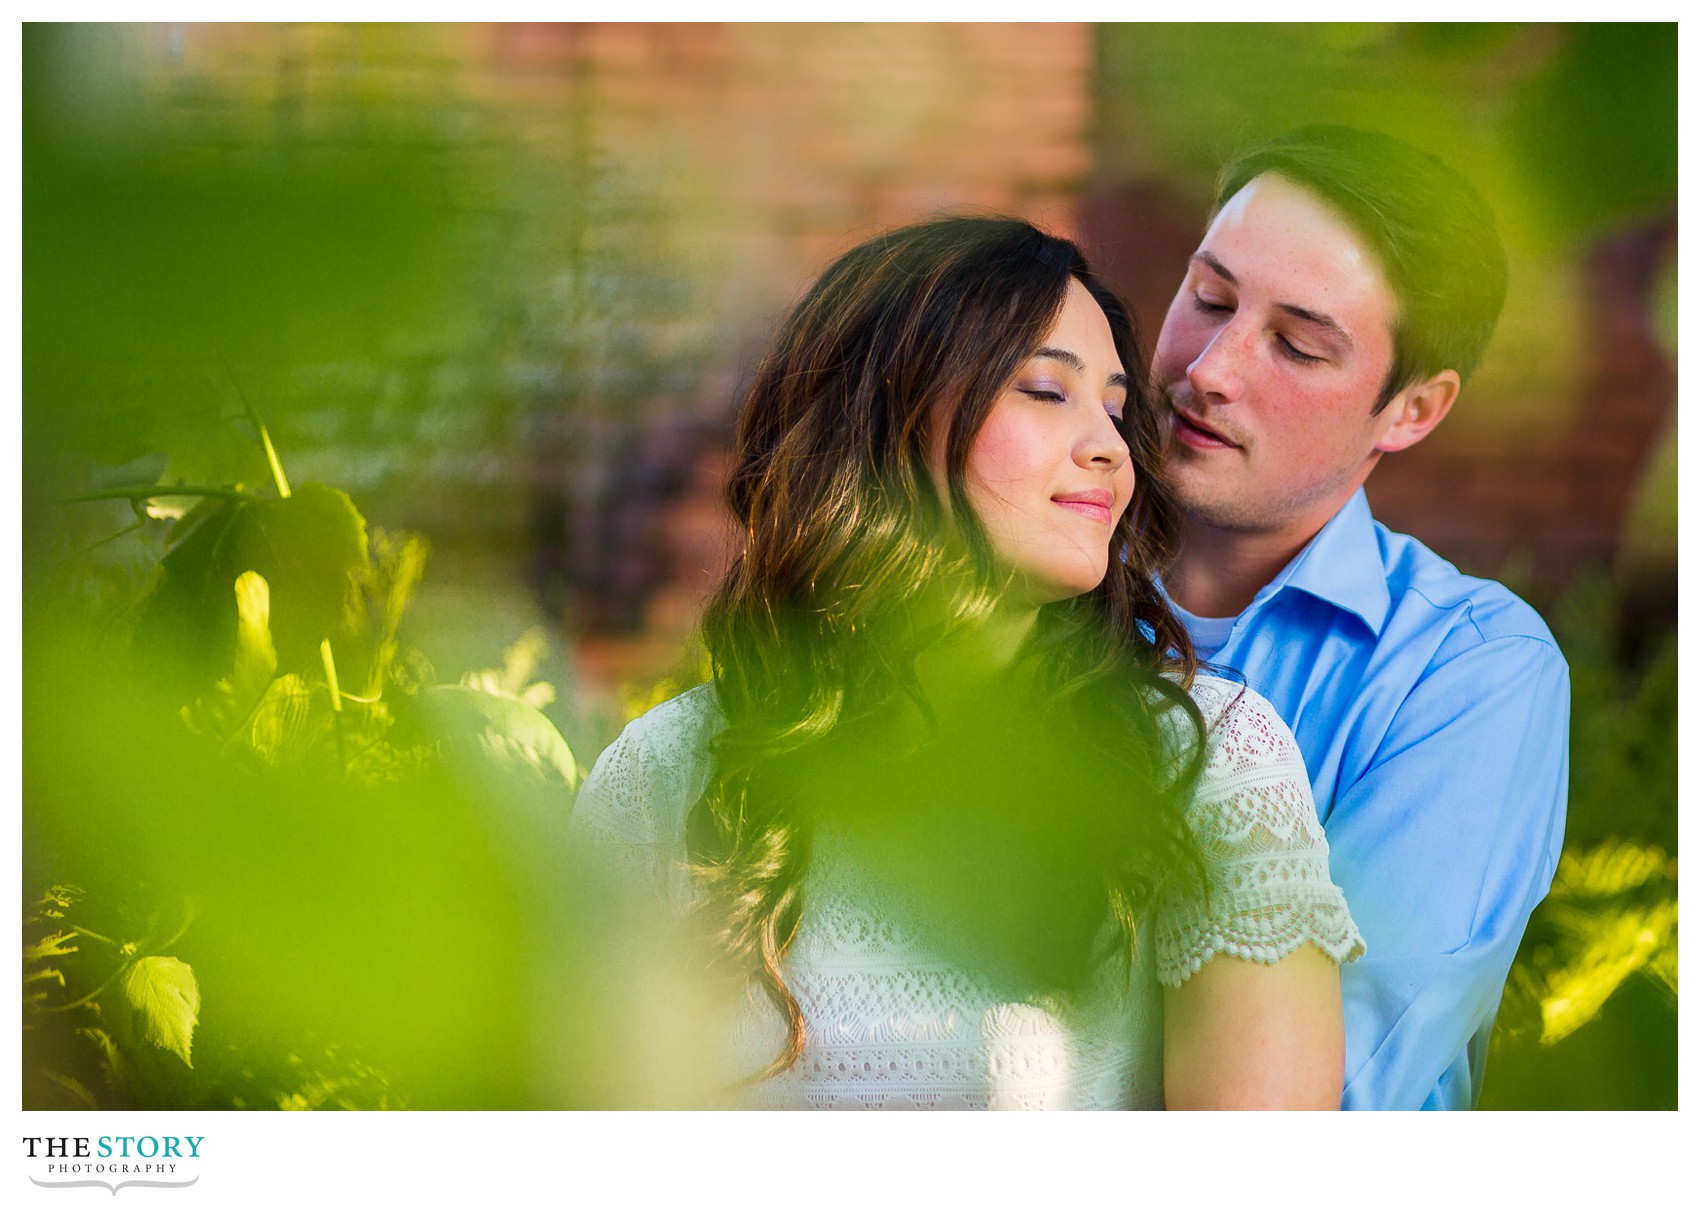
[68,24,1674,695]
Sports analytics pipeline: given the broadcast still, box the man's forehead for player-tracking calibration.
[1198,173,1398,328]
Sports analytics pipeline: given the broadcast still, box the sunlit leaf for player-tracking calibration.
[1541,899,1677,1043]
[119,955,201,1068]
[230,570,279,706]
[24,931,80,964]
[246,673,331,765]
[460,627,557,710]
[1644,938,1678,996]
[34,885,83,918]
[1554,840,1670,899]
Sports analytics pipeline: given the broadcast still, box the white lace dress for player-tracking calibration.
[568,675,1364,1109]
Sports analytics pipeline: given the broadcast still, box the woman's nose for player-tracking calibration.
[1078,409,1129,468]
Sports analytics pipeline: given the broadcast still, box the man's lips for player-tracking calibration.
[1171,408,1241,451]
[1051,489,1116,525]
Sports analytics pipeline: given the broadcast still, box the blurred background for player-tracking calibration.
[22,22,1675,1109]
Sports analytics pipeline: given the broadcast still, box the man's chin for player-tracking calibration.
[1165,478,1265,536]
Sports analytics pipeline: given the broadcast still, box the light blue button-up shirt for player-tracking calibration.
[1169,489,1569,1110]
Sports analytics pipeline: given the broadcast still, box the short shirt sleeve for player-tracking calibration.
[1152,676,1366,987]
[566,685,722,914]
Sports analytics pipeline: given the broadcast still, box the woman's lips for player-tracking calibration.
[1171,409,1239,450]
[1052,491,1115,525]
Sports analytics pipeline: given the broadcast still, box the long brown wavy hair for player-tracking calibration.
[691,216,1207,1081]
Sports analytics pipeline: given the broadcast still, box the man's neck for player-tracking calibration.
[1165,519,1322,619]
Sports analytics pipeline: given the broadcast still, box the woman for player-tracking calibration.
[568,217,1363,1109]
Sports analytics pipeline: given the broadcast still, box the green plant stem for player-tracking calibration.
[45,973,118,1015]
[64,485,260,505]
[73,515,150,559]
[64,924,119,948]
[258,423,293,501]
[244,399,348,757]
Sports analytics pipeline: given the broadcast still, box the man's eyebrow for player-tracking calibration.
[1032,346,1130,390]
[1277,303,1353,349]
[1193,251,1354,349]
[1191,251,1237,286]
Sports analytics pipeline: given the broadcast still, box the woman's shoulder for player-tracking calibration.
[618,682,725,763]
[573,684,723,849]
[1155,673,1366,983]
[1186,672,1269,728]
[1184,674,1302,775]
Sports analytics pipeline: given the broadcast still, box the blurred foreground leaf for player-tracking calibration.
[1537,841,1677,1044]
[134,483,369,696]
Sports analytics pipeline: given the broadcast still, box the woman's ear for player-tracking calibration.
[1374,370,1460,454]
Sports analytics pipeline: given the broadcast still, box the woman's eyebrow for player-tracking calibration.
[1033,346,1085,373]
[1033,346,1128,389]
[1033,345,1128,387]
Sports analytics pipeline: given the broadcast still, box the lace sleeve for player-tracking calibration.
[566,685,721,914]
[1153,677,1366,987]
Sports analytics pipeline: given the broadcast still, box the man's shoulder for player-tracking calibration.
[1370,518,1561,654]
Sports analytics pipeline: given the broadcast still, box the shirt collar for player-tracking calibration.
[1253,488,1391,636]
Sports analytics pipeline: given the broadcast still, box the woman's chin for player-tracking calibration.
[1015,569,1109,611]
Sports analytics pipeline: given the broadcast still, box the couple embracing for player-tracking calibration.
[569,125,1569,1111]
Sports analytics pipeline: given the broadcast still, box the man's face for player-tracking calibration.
[1151,173,1409,545]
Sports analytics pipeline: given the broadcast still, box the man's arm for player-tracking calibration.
[1324,634,1569,1109]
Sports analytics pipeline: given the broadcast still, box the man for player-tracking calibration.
[1150,125,1569,1109]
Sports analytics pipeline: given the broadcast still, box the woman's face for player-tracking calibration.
[944,279,1136,608]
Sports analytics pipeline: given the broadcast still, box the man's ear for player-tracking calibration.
[1375,370,1460,453]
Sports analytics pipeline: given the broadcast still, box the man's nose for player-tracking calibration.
[1186,323,1247,404]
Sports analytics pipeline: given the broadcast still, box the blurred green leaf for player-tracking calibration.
[1506,24,1677,239]
[245,673,331,767]
[43,1072,100,1111]
[416,684,578,792]
[77,1026,133,1098]
[460,626,557,711]
[119,956,201,1068]
[134,483,369,695]
[1541,896,1676,1044]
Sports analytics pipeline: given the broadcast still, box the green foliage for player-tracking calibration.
[1482,569,1677,1108]
[23,407,583,1109]
[21,23,715,1111]
[23,885,204,1106]
[1096,24,1676,247]
[134,484,370,692]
